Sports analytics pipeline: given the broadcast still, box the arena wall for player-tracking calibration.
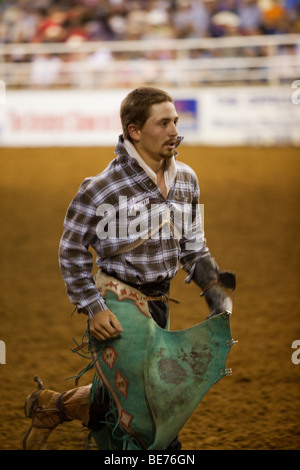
[1,85,299,147]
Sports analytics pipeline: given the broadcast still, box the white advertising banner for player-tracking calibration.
[195,86,300,146]
[0,86,299,147]
[0,89,126,147]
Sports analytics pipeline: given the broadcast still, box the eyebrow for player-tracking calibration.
[157,115,179,123]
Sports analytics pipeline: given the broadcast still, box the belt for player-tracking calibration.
[96,270,179,306]
[126,279,171,298]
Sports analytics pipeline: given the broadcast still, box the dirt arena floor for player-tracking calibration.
[0,145,299,451]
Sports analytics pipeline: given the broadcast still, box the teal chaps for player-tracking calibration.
[88,272,233,450]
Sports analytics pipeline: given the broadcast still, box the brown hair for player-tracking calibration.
[120,87,174,141]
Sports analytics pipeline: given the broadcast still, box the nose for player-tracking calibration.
[170,122,178,136]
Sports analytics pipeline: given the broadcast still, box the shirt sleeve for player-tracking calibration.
[179,174,211,283]
[58,178,107,318]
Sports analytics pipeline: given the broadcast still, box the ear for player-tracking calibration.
[127,123,141,142]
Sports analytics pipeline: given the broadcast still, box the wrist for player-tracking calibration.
[87,300,108,319]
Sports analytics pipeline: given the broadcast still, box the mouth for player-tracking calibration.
[165,140,177,149]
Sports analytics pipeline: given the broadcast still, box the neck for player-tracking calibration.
[134,144,165,174]
[132,142,167,196]
[156,166,168,199]
[124,139,171,199]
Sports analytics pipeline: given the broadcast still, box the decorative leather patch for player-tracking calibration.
[114,370,129,398]
[95,271,152,317]
[102,346,118,370]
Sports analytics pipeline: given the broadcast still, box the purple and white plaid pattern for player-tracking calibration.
[59,136,209,318]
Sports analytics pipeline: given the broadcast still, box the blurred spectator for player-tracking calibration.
[238,0,263,34]
[0,0,298,44]
[284,0,300,20]
[0,0,298,88]
[260,0,290,34]
[32,6,68,43]
[210,10,241,36]
[30,53,62,87]
[172,0,211,38]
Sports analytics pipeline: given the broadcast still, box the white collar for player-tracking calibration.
[124,139,177,192]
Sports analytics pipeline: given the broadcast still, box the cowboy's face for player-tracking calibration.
[130,101,179,163]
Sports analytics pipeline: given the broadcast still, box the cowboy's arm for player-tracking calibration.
[180,188,235,318]
[182,249,234,319]
[191,256,235,318]
[59,179,123,340]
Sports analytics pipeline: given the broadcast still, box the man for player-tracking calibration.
[23,87,234,450]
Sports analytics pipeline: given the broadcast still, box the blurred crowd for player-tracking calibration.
[1,0,299,88]
[1,0,299,44]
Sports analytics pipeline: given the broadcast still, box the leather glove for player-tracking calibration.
[203,285,233,319]
[191,257,235,319]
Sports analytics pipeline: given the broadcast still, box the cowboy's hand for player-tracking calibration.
[204,285,232,319]
[89,309,123,342]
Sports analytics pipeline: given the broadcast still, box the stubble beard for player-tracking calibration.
[159,145,175,160]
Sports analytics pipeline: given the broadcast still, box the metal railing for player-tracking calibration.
[0,33,299,88]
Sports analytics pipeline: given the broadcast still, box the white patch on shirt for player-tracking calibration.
[128,195,150,215]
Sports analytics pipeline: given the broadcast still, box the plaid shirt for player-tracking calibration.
[59,136,210,318]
